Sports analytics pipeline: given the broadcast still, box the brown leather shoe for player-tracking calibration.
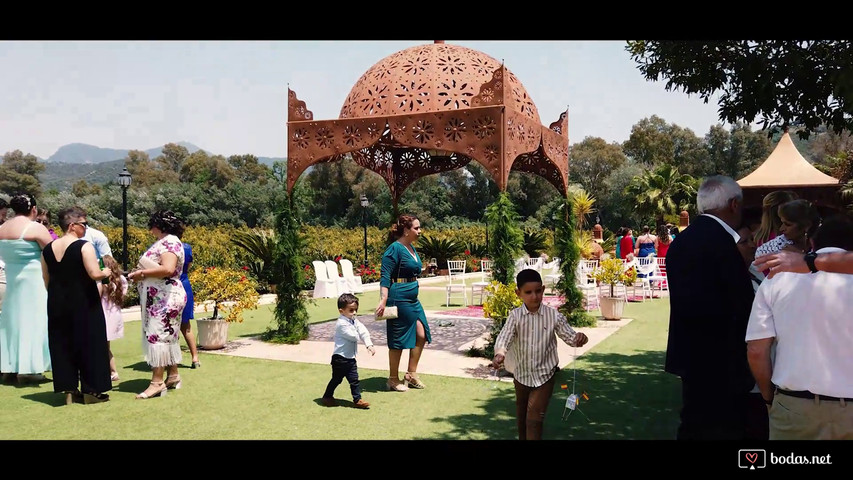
[353,399,370,409]
[321,397,337,407]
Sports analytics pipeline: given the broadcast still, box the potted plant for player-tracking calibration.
[189,266,261,349]
[589,257,636,320]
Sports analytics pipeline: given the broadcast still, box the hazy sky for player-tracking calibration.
[0,40,729,160]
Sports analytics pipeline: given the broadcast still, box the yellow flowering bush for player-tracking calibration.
[590,257,637,297]
[189,266,260,323]
[482,281,523,358]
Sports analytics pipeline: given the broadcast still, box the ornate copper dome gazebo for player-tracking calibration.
[286,41,570,210]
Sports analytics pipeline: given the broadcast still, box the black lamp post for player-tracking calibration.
[360,194,369,269]
[117,167,132,272]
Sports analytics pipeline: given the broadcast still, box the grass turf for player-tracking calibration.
[0,290,679,439]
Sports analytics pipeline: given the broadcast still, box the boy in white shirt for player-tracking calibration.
[322,293,375,409]
[491,269,589,440]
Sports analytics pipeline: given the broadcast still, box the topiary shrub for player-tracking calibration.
[485,192,523,285]
[264,192,310,344]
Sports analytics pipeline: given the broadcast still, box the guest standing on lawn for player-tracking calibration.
[374,214,431,392]
[664,175,756,440]
[41,206,113,404]
[127,210,187,399]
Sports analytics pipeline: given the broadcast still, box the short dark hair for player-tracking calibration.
[148,210,185,237]
[337,293,359,310]
[812,214,853,252]
[516,269,543,289]
[58,206,87,232]
[0,198,8,209]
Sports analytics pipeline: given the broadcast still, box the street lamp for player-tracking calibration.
[360,194,369,269]
[117,167,132,272]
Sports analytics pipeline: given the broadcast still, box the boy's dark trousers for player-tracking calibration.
[323,354,362,402]
[513,373,557,440]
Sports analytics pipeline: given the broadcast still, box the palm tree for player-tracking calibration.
[568,187,597,231]
[625,164,696,225]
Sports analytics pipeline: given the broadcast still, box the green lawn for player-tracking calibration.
[0,292,680,440]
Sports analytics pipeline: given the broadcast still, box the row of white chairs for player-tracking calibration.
[311,259,364,299]
[575,256,669,310]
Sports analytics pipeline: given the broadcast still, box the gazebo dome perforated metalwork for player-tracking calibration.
[286,41,570,207]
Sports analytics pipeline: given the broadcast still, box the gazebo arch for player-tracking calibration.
[286,41,570,210]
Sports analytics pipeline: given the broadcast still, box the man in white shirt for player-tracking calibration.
[79,210,113,260]
[746,214,853,440]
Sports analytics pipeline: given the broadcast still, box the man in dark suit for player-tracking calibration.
[665,175,756,440]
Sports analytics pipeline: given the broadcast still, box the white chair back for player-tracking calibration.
[524,257,544,272]
[325,260,351,295]
[311,260,338,299]
[445,259,468,306]
[338,258,364,294]
[447,259,467,283]
[479,259,493,282]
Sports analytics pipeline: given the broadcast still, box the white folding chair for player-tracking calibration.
[445,259,468,306]
[524,257,544,272]
[574,262,599,311]
[543,258,562,294]
[633,255,656,301]
[646,257,668,293]
[324,260,351,295]
[312,260,338,299]
[338,258,364,294]
[471,259,493,305]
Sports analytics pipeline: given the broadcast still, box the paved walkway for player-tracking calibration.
[119,274,635,381]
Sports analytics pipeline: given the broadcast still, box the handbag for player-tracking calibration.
[376,253,403,320]
[376,305,398,320]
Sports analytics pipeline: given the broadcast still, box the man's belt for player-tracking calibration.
[777,388,853,402]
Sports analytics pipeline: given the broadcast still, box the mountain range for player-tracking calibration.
[41,141,285,166]
[35,142,286,192]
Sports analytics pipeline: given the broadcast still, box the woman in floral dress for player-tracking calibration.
[127,210,187,399]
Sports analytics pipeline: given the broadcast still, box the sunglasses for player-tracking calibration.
[38,219,50,226]
[75,221,89,228]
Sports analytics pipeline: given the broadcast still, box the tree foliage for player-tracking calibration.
[627,40,853,139]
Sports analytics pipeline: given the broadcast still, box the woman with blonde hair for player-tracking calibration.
[753,190,798,247]
[755,200,821,257]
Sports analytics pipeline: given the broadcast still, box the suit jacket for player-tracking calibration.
[664,214,755,395]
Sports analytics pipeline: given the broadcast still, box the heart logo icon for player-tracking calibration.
[745,453,758,464]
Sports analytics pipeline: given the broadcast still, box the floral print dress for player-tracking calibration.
[138,234,186,368]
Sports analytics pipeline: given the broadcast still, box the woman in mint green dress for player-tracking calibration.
[0,194,54,382]
[375,215,431,392]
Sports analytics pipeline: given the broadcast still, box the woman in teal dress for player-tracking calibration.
[0,194,54,383]
[375,214,431,392]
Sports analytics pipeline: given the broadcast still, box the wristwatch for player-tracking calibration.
[804,251,819,273]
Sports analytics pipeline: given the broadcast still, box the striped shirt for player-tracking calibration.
[494,303,582,388]
[331,315,373,359]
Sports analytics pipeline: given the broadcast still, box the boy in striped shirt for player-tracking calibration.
[491,269,589,440]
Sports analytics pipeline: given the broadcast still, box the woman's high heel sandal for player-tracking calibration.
[387,378,408,392]
[404,372,426,389]
[136,381,168,399]
[165,375,182,390]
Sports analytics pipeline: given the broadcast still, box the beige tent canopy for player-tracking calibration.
[738,131,839,188]
[737,130,842,215]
